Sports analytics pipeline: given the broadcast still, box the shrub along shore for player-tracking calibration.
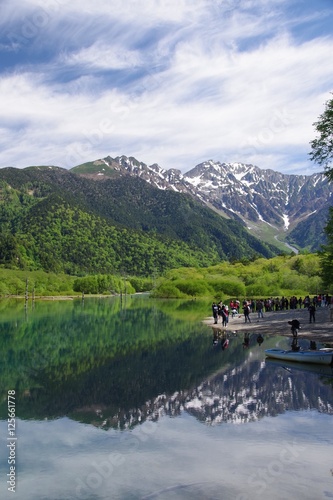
[0,268,153,297]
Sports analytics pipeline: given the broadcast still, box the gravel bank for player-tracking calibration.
[203,306,333,345]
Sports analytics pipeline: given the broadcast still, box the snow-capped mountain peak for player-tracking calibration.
[72,155,332,250]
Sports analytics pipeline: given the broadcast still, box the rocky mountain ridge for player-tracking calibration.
[72,156,333,251]
[73,349,333,431]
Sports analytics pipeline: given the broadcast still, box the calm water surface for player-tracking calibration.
[0,296,332,500]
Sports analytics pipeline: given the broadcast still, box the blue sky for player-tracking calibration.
[0,0,333,174]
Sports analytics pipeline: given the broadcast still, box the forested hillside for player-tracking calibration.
[0,166,278,276]
[286,205,329,252]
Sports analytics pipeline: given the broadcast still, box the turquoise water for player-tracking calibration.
[0,296,332,499]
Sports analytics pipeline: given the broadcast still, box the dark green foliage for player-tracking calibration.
[286,205,328,251]
[0,232,19,266]
[0,166,278,277]
[79,175,277,260]
[0,187,217,276]
[309,95,333,290]
[309,94,333,178]
[320,207,333,291]
[18,194,219,275]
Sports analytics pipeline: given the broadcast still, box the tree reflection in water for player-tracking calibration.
[0,297,332,429]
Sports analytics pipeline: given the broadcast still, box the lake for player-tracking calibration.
[0,296,332,499]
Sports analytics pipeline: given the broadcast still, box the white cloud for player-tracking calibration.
[0,0,332,173]
[1,0,205,28]
[60,43,143,71]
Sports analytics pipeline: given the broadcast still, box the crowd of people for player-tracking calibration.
[212,294,332,325]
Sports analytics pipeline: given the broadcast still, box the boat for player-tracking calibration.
[265,348,333,366]
[266,358,333,377]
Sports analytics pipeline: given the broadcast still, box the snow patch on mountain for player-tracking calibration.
[282,214,289,230]
[75,155,333,248]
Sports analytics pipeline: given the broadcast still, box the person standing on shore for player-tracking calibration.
[212,302,219,324]
[309,302,316,323]
[257,300,264,320]
[223,305,229,326]
[243,303,251,323]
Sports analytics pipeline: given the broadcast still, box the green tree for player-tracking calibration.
[320,207,333,292]
[309,94,333,179]
[310,94,333,291]
[0,233,19,266]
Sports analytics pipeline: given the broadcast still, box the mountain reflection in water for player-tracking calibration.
[0,297,332,429]
[1,297,333,500]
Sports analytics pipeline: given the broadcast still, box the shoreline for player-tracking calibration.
[203,306,333,344]
[0,294,116,301]
[3,294,332,343]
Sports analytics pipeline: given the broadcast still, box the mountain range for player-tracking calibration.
[0,155,331,276]
[72,155,333,252]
